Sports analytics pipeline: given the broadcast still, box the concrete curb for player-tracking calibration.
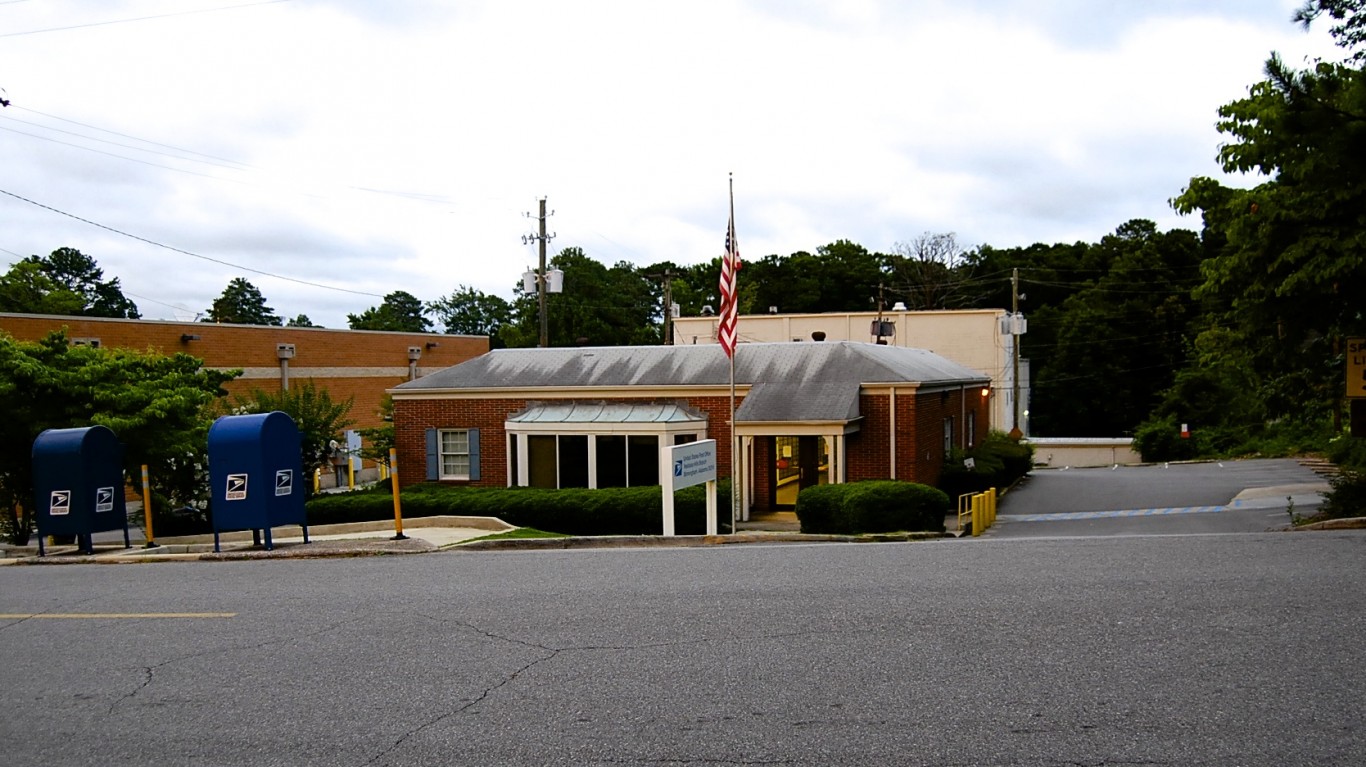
[2,527,952,564]
[453,530,950,551]
[1292,516,1366,531]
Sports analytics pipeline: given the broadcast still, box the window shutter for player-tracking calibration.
[468,428,481,481]
[425,428,439,481]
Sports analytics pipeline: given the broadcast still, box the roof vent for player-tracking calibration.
[811,331,826,342]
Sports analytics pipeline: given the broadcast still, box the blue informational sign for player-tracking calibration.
[669,440,717,490]
[661,439,719,536]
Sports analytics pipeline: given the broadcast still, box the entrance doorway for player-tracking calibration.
[772,435,828,508]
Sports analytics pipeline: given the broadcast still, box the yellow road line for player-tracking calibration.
[0,612,236,619]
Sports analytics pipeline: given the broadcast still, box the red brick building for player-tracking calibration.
[0,312,488,437]
[390,341,990,518]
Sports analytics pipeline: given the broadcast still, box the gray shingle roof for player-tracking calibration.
[398,341,987,391]
[396,342,988,425]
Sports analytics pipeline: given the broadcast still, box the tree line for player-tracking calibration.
[2,0,1363,460]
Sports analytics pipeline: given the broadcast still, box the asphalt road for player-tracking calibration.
[3,527,1364,766]
[992,458,1330,537]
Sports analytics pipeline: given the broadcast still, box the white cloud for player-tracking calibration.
[0,0,1345,327]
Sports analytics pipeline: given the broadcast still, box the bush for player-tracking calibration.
[1133,414,1199,462]
[1320,469,1366,520]
[795,480,948,535]
[302,481,733,536]
[939,430,1034,499]
[793,484,844,533]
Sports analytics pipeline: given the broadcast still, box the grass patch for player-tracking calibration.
[463,527,571,543]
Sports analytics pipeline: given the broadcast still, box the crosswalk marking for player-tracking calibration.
[1010,502,1241,523]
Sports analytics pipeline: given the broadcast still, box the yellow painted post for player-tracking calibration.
[347,456,355,489]
[971,493,983,537]
[988,488,997,527]
[389,448,407,540]
[140,464,158,548]
[313,468,320,494]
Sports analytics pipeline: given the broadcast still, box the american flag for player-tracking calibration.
[718,215,740,357]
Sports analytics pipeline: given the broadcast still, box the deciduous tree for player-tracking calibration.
[0,331,237,544]
[348,290,431,332]
[205,278,282,325]
[0,248,140,318]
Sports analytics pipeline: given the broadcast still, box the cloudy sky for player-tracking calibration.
[0,0,1343,328]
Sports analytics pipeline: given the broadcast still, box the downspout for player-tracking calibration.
[888,387,897,480]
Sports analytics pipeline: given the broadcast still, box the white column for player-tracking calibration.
[587,434,599,489]
[888,388,898,480]
[515,433,529,487]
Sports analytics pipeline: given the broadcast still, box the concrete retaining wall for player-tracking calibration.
[1026,438,1139,468]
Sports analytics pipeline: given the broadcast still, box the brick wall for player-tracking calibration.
[395,384,991,504]
[395,394,743,489]
[0,313,487,434]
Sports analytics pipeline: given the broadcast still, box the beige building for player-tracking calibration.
[672,309,1028,435]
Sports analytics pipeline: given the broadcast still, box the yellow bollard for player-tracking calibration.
[140,464,158,548]
[347,457,355,489]
[389,448,407,540]
[313,468,320,494]
[971,493,983,536]
[988,488,997,527]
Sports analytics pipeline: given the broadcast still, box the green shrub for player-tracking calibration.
[939,430,1034,498]
[1320,469,1366,520]
[1133,414,1200,462]
[302,481,732,536]
[795,480,948,534]
[1326,431,1366,472]
[794,484,844,533]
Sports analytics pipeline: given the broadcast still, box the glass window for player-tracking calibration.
[597,436,627,488]
[943,417,954,455]
[559,435,590,488]
[440,429,470,480]
[627,435,659,487]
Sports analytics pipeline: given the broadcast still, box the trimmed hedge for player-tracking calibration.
[304,481,732,536]
[795,480,948,534]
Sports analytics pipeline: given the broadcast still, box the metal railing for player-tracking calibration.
[956,488,997,536]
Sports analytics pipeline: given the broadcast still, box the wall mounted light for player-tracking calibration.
[180,334,201,342]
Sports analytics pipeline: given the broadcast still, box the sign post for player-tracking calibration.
[1348,338,1366,398]
[660,439,718,536]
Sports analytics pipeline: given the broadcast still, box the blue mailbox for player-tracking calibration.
[32,426,131,556]
[207,411,309,552]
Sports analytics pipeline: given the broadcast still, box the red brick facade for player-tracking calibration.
[394,384,992,511]
[0,313,488,435]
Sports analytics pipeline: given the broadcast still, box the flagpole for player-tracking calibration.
[728,173,738,534]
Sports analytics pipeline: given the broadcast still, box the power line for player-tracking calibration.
[3,109,251,169]
[0,123,251,183]
[0,187,384,298]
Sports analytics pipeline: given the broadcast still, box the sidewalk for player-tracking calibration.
[0,516,509,564]
[0,513,953,565]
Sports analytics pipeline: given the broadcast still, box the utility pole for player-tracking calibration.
[522,198,556,347]
[1010,267,1022,439]
[648,269,675,345]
